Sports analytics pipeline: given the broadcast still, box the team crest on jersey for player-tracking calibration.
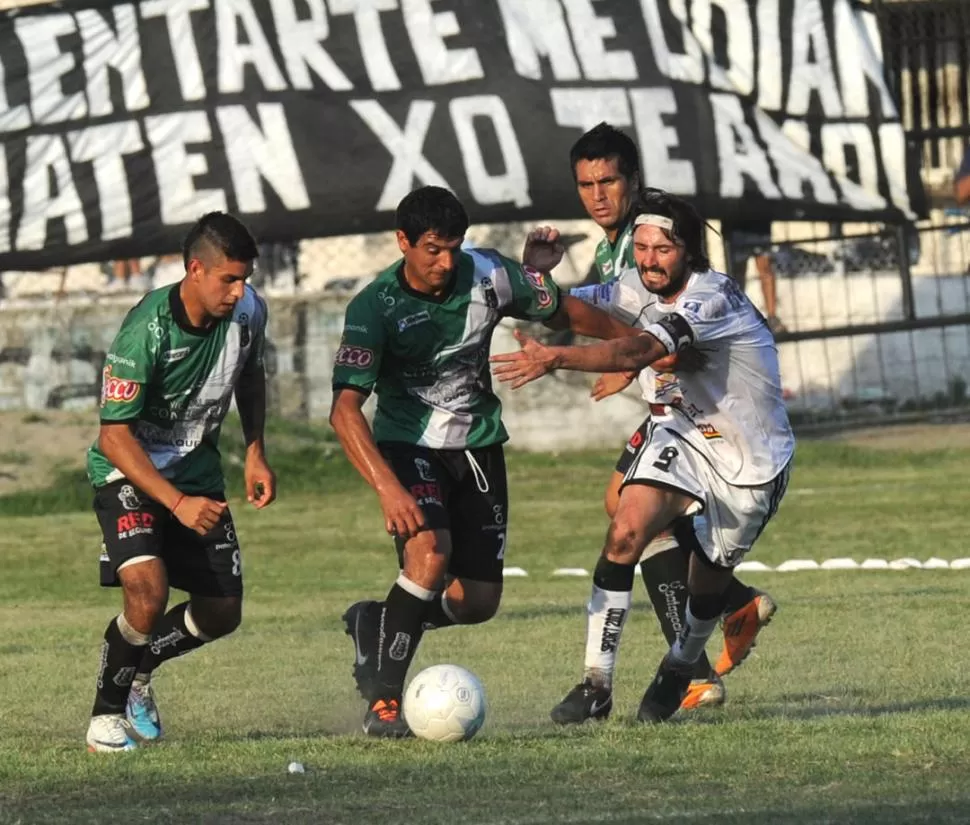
[101,365,140,406]
[480,277,498,309]
[238,313,251,347]
[523,266,553,309]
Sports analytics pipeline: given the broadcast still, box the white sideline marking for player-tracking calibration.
[889,558,923,570]
[820,558,858,570]
[501,559,970,578]
[776,559,820,572]
[735,560,772,572]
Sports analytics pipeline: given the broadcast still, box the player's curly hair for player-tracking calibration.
[569,123,640,181]
[182,211,258,270]
[396,186,469,245]
[632,188,711,273]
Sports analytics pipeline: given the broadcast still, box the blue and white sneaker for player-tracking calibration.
[126,680,163,741]
[86,714,137,753]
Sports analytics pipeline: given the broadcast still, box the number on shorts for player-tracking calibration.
[232,550,242,577]
[653,446,679,472]
[497,532,506,560]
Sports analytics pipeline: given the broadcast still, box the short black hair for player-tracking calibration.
[569,122,640,181]
[395,186,469,245]
[632,188,711,273]
[182,211,259,270]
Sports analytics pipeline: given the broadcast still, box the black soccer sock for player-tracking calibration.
[91,615,150,716]
[640,545,717,681]
[723,577,757,615]
[375,578,434,702]
[135,602,207,680]
[421,592,458,630]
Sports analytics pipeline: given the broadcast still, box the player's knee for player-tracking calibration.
[402,530,451,588]
[450,584,502,624]
[120,577,168,629]
[189,597,242,639]
[604,516,648,564]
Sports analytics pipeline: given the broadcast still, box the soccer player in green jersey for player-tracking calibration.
[330,186,639,737]
[85,212,276,752]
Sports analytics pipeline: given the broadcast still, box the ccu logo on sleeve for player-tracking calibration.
[335,345,375,368]
[523,266,553,309]
[100,365,141,406]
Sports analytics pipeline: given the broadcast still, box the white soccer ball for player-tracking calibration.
[403,664,487,742]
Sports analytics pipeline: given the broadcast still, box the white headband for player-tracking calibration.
[634,213,675,232]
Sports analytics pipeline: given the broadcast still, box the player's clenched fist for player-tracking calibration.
[522,225,565,273]
[174,496,228,536]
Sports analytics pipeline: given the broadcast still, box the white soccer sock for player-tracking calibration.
[582,585,632,688]
[670,601,719,666]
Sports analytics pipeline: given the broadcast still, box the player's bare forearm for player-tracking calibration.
[328,389,401,493]
[235,365,267,455]
[545,295,639,340]
[99,424,183,510]
[551,333,669,374]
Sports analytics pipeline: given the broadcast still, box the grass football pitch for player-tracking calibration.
[1,431,969,824]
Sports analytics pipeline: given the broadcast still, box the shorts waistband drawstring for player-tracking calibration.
[464,450,490,494]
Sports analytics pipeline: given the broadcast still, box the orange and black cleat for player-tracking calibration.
[715,590,778,677]
[363,698,412,739]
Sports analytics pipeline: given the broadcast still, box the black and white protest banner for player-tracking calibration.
[0,0,920,269]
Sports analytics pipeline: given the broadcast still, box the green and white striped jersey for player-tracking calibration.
[86,283,267,493]
[332,249,561,449]
[592,217,635,283]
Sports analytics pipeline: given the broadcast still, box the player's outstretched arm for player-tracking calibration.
[235,364,276,509]
[99,423,227,535]
[491,329,670,389]
[544,294,640,341]
[329,389,425,540]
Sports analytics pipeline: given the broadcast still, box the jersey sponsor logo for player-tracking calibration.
[101,366,141,406]
[106,352,137,368]
[335,345,375,368]
[117,485,141,510]
[524,266,554,309]
[163,346,191,364]
[601,260,614,275]
[377,290,396,308]
[697,422,723,440]
[344,323,369,334]
[397,310,431,332]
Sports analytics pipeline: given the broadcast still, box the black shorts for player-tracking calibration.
[614,417,650,475]
[93,480,243,597]
[378,442,508,583]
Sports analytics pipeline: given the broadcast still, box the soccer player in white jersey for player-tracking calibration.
[494,189,795,722]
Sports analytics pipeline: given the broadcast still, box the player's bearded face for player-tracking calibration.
[633,224,689,298]
[398,231,463,295]
[574,157,637,231]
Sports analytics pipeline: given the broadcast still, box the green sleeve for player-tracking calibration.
[501,255,562,321]
[332,292,385,395]
[99,314,158,422]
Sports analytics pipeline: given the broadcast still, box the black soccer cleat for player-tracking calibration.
[550,679,613,724]
[637,655,694,724]
[342,600,383,702]
[362,698,412,739]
